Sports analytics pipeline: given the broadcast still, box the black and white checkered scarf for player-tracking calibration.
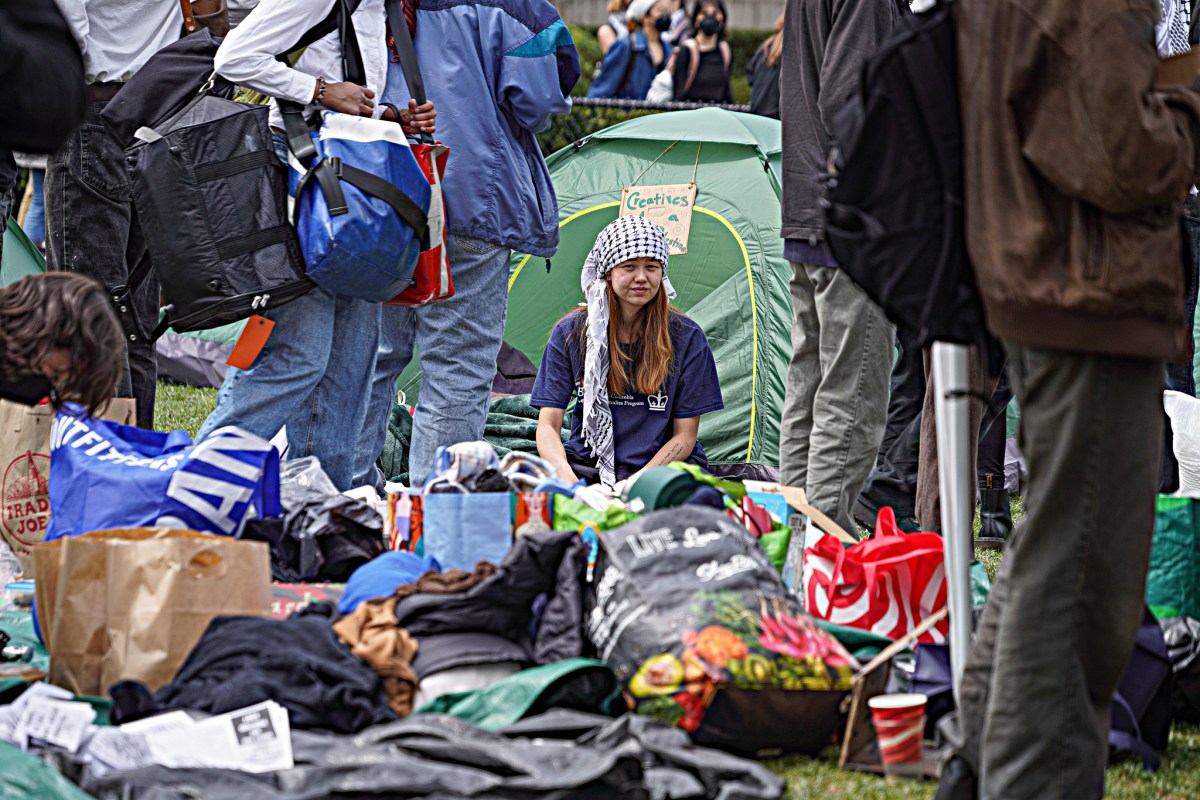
[580,216,675,486]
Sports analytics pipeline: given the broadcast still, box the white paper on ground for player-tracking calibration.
[82,728,155,775]
[118,710,196,737]
[148,701,293,774]
[12,697,96,752]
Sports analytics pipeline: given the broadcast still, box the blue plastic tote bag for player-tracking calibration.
[45,407,281,541]
[421,493,513,573]
[284,109,432,301]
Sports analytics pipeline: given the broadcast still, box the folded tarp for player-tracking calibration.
[77,710,784,799]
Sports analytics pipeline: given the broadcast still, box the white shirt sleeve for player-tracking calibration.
[53,0,90,59]
[214,0,336,104]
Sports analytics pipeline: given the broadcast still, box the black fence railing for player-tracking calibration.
[538,97,752,155]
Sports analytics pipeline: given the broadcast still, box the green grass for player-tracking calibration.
[153,382,216,438]
[151,381,1200,795]
[765,724,1200,799]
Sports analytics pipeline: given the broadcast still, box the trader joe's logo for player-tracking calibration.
[2,451,50,547]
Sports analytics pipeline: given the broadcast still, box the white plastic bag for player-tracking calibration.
[646,68,674,103]
[1165,390,1200,497]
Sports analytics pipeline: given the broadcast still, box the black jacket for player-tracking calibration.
[746,48,780,120]
[393,529,589,666]
[0,0,86,153]
[779,0,898,244]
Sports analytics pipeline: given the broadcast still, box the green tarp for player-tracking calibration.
[1147,495,1200,620]
[0,741,92,800]
[415,657,624,731]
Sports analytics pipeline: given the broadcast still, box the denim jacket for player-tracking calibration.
[587,31,671,101]
[385,0,579,258]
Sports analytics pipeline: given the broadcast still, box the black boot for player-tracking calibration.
[935,756,978,800]
[976,477,1011,549]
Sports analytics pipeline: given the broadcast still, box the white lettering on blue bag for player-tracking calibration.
[286,111,432,302]
[46,407,281,541]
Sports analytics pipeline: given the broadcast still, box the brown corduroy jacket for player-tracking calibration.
[957,0,1200,360]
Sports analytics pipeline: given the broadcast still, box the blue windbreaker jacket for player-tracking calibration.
[384,0,579,258]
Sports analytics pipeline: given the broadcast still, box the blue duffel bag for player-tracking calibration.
[283,108,432,302]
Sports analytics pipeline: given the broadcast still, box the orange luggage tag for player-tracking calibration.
[226,315,275,370]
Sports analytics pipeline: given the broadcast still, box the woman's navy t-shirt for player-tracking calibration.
[531,311,724,479]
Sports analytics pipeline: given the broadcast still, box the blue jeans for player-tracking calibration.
[21,168,45,246]
[196,132,381,490]
[353,234,511,487]
[196,286,381,491]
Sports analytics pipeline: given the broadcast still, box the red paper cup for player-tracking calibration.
[868,694,927,782]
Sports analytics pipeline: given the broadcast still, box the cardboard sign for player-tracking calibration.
[619,183,697,255]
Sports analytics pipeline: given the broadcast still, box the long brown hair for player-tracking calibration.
[563,281,680,396]
[761,13,785,67]
[0,273,123,414]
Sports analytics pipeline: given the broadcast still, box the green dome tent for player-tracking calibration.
[397,108,793,476]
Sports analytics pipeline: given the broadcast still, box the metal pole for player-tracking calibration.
[932,341,973,702]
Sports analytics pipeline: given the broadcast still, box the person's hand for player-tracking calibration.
[399,99,436,135]
[319,81,376,116]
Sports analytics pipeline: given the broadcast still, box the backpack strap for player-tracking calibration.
[1109,692,1162,771]
[382,0,433,144]
[616,38,642,98]
[682,39,700,97]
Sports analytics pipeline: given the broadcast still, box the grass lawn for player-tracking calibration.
[153,381,1200,796]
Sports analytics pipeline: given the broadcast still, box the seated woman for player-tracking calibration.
[532,216,723,486]
[587,0,673,100]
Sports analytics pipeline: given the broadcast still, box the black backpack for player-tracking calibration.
[822,1,990,350]
[1109,608,1173,770]
[106,3,361,336]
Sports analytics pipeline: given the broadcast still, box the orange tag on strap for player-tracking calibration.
[226,315,274,370]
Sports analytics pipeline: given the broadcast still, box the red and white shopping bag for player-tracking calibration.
[387,141,454,306]
[803,506,949,643]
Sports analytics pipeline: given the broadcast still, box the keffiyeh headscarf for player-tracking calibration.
[580,215,675,486]
[1159,0,1192,57]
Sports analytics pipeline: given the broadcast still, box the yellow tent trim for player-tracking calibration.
[508,202,759,463]
[693,207,758,463]
[508,202,622,291]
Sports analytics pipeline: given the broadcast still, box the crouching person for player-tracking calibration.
[532,216,723,486]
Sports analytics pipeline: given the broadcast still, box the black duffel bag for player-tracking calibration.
[102,18,351,335]
[124,92,313,334]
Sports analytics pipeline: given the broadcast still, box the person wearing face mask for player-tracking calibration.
[671,0,732,103]
[587,0,674,99]
[532,216,723,486]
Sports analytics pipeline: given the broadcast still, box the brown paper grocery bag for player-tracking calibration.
[40,528,203,695]
[0,399,135,573]
[101,533,272,692]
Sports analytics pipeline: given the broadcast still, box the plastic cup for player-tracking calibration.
[868,693,927,783]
